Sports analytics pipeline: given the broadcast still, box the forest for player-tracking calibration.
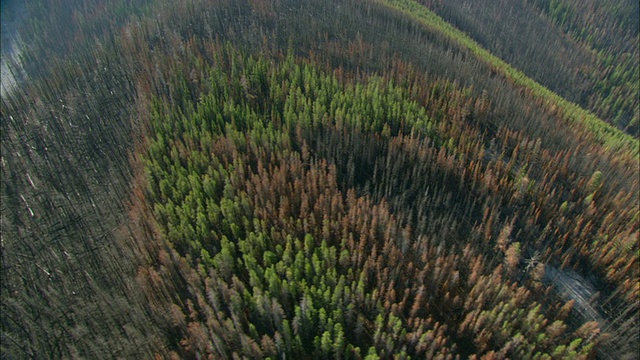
[1,0,638,359]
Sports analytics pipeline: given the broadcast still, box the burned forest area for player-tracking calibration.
[1,0,638,359]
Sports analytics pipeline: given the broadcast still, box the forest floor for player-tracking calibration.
[543,265,602,323]
[542,265,628,358]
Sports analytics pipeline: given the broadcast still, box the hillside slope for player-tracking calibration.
[1,0,637,358]
[421,0,639,135]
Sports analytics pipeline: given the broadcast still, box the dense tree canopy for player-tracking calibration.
[1,0,637,358]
